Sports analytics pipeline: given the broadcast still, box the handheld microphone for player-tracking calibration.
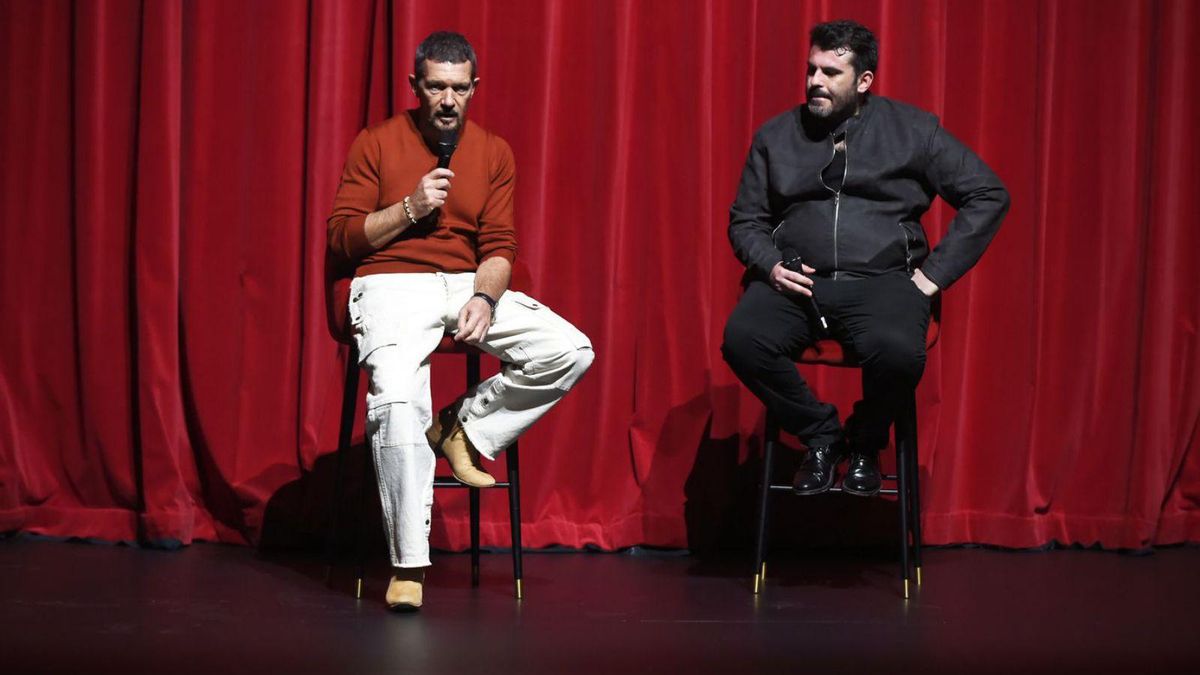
[436,128,458,169]
[781,248,829,333]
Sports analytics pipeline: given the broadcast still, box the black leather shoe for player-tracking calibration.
[841,451,882,497]
[793,440,847,495]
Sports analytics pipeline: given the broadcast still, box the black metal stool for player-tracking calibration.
[320,245,528,601]
[752,309,938,599]
[324,339,524,600]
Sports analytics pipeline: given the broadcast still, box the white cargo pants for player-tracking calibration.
[347,272,593,568]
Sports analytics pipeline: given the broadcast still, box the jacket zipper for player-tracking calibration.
[771,220,785,246]
[898,222,912,272]
[817,137,848,280]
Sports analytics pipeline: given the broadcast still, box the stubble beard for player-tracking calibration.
[807,98,834,118]
[806,88,851,119]
[807,89,861,126]
[432,113,460,132]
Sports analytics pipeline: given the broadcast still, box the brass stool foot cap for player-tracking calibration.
[916,566,923,586]
[515,579,523,600]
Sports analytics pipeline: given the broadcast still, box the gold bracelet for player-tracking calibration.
[401,196,418,225]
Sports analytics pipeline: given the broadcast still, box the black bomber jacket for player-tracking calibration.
[728,95,1010,289]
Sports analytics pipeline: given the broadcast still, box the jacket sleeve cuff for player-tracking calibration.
[754,251,783,280]
[918,260,954,291]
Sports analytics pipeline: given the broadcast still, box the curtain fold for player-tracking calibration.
[1,0,1197,551]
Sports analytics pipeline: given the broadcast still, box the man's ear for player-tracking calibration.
[408,73,418,94]
[856,70,874,94]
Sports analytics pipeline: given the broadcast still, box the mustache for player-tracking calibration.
[808,88,831,99]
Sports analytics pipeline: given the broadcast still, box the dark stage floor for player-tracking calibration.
[1,537,1198,674]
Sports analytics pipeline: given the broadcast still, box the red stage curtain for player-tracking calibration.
[1,0,1197,551]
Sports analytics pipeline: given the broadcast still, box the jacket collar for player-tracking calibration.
[796,93,875,142]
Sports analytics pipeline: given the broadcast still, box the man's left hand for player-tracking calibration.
[455,297,493,344]
[911,269,940,297]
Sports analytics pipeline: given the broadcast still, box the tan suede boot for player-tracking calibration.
[386,567,425,611]
[426,404,496,488]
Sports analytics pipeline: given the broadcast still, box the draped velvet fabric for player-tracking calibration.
[1,0,1197,552]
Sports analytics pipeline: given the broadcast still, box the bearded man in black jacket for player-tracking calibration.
[723,19,1009,496]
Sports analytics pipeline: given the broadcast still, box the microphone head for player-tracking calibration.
[436,129,459,169]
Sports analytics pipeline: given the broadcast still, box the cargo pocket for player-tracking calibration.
[366,400,418,449]
[504,292,594,391]
[506,292,592,352]
[347,278,397,363]
[466,377,508,418]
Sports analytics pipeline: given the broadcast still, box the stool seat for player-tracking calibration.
[797,339,853,366]
[434,335,481,355]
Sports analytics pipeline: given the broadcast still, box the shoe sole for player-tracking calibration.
[793,483,834,496]
[450,473,496,488]
[841,484,881,497]
[430,442,497,488]
[793,471,840,495]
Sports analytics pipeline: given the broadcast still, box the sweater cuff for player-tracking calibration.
[480,247,517,266]
[341,215,375,261]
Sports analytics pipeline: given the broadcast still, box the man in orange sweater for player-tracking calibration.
[328,32,593,611]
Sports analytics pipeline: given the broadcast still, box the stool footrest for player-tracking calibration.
[768,484,899,496]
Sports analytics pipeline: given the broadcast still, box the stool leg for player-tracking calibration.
[903,391,923,585]
[470,487,481,587]
[326,348,360,587]
[895,415,912,600]
[465,351,481,588]
[466,352,481,388]
[753,415,777,594]
[355,402,372,600]
[507,441,523,599]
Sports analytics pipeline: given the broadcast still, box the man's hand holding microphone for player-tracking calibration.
[773,249,829,333]
[404,168,455,222]
[769,260,816,297]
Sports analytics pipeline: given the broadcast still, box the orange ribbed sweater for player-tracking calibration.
[327,111,517,276]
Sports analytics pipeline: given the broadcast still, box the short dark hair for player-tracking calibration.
[809,20,878,77]
[414,31,477,80]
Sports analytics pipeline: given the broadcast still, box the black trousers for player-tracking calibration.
[722,273,932,451]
